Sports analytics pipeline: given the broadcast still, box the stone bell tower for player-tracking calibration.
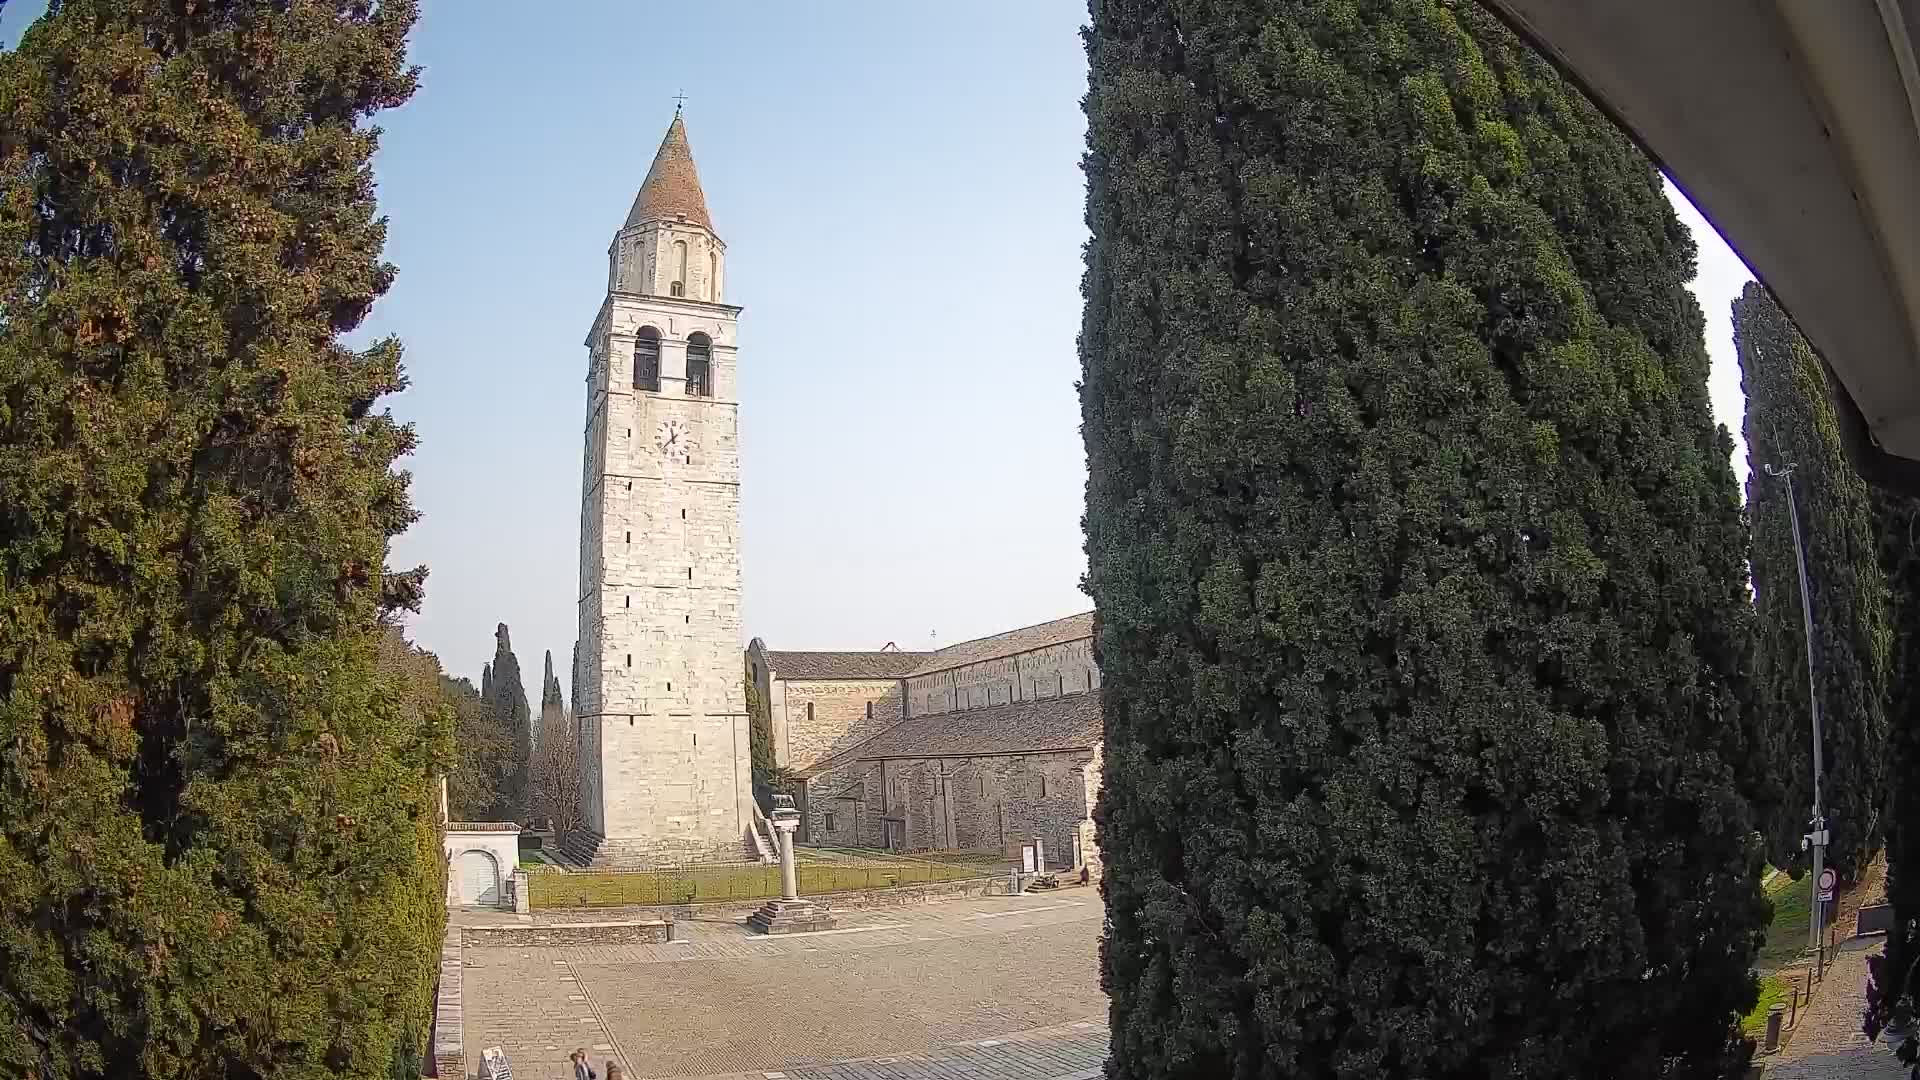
[568,110,752,866]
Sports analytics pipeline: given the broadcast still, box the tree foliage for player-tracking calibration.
[442,671,513,822]
[1080,2,1764,1076]
[0,2,444,1076]
[1736,282,1891,880]
[747,657,773,802]
[530,649,575,834]
[486,622,531,820]
[528,703,584,848]
[1866,490,1920,1066]
[539,649,565,746]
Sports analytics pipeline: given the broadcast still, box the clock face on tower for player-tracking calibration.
[654,418,691,461]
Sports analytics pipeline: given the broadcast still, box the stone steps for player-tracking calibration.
[746,897,836,935]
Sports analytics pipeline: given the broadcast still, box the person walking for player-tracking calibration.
[568,1048,596,1080]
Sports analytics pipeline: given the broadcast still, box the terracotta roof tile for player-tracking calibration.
[625,114,714,233]
[909,612,1094,677]
[851,691,1102,760]
[766,651,930,681]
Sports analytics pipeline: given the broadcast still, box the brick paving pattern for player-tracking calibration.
[460,893,1108,1079]
[718,1019,1109,1080]
[1768,937,1906,1079]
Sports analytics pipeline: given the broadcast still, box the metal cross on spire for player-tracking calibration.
[673,89,688,114]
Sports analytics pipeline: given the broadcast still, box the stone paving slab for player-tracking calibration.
[659,1019,1109,1080]
[1766,937,1907,1079]
[461,894,1106,1079]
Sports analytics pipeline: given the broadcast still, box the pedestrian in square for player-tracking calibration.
[568,1048,596,1080]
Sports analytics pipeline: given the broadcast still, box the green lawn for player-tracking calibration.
[1759,872,1814,969]
[526,854,993,909]
[1741,971,1795,1035]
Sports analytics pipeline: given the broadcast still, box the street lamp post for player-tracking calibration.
[1764,461,1829,959]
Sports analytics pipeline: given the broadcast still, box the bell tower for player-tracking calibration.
[570,110,752,866]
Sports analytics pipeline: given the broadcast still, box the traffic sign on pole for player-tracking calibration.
[1817,867,1837,903]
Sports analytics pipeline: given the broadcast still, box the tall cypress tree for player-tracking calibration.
[1080,2,1764,1076]
[1868,490,1920,1058]
[0,2,444,1077]
[487,623,531,818]
[537,649,568,758]
[540,650,565,724]
[1736,282,1891,881]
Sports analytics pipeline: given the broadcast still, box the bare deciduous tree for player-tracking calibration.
[530,699,585,845]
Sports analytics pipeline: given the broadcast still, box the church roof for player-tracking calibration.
[850,690,1102,760]
[766,650,930,681]
[624,113,714,233]
[909,611,1094,677]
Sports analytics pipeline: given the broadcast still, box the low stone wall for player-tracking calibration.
[431,924,463,1079]
[817,876,994,909]
[462,919,674,947]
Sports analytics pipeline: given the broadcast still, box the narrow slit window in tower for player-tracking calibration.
[671,240,687,296]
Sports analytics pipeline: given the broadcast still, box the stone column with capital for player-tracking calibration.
[774,808,800,900]
[747,795,836,935]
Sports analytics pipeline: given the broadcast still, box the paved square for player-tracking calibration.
[460,893,1109,1079]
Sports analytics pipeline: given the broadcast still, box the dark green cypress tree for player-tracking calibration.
[487,622,532,819]
[1736,282,1891,881]
[1867,490,1920,1061]
[541,649,565,725]
[1080,2,1764,1076]
[0,2,444,1077]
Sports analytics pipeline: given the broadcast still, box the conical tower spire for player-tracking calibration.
[625,113,714,233]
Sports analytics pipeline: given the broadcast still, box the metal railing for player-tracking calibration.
[526,845,1002,910]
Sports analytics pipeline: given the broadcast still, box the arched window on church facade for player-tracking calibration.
[671,240,688,297]
[686,332,712,397]
[634,326,661,392]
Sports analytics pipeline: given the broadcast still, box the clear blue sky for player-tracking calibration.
[1,3,1754,697]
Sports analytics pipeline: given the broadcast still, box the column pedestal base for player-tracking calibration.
[746,897,836,935]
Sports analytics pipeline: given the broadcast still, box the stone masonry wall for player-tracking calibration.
[906,638,1100,718]
[577,265,750,860]
[819,750,1096,869]
[779,679,906,773]
[462,919,673,947]
[802,761,869,846]
[612,220,724,304]
[1078,742,1104,881]
[432,924,463,1080]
